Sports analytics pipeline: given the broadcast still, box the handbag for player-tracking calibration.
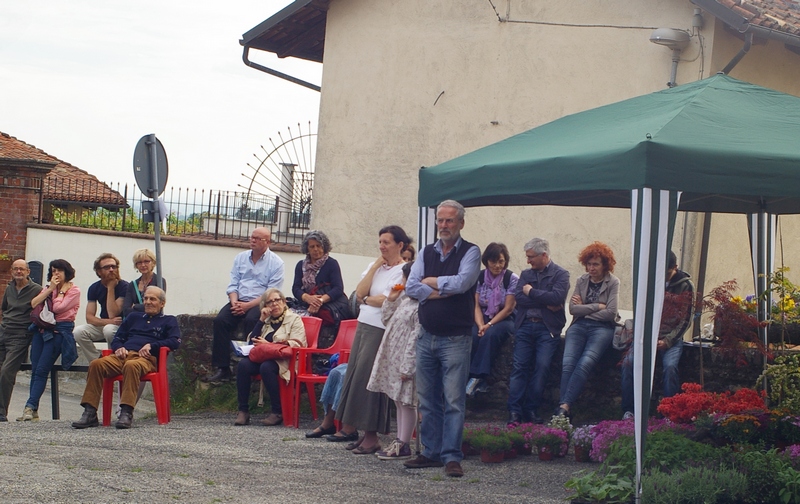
[613,318,634,351]
[248,341,293,363]
[31,294,57,330]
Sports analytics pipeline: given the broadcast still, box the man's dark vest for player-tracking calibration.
[418,240,477,336]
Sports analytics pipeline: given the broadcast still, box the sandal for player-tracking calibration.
[326,430,359,443]
[351,444,381,455]
[345,436,366,451]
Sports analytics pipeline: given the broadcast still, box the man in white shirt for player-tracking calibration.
[203,227,284,383]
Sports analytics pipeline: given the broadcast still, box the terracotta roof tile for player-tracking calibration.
[0,131,126,207]
[738,1,800,35]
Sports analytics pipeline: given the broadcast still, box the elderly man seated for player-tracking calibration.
[72,286,181,430]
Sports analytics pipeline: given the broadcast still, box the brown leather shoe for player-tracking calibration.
[403,454,444,469]
[261,413,283,426]
[234,411,250,426]
[445,461,464,477]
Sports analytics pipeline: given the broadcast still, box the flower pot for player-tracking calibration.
[480,449,505,463]
[574,445,591,462]
[537,446,553,461]
[461,442,479,457]
[0,259,11,273]
[504,448,518,459]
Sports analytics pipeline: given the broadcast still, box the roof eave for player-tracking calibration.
[692,0,800,49]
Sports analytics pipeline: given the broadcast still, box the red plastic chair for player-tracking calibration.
[292,318,359,428]
[101,346,172,426]
[253,315,321,428]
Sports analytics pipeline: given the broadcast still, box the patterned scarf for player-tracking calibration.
[481,269,507,318]
[302,254,329,293]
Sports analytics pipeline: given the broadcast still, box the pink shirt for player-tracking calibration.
[41,287,81,322]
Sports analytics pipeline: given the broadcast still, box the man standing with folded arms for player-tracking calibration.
[404,200,481,478]
[0,260,42,422]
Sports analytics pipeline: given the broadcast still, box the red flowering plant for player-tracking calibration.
[703,280,770,366]
[657,382,768,424]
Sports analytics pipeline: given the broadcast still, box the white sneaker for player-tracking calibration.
[622,411,634,420]
[376,439,411,460]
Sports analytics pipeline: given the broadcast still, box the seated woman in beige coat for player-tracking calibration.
[234,288,306,427]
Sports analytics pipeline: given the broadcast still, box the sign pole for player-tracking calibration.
[147,134,164,289]
[134,134,168,291]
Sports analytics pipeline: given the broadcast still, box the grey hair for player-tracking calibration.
[524,237,550,256]
[260,288,286,309]
[437,199,465,221]
[144,286,166,303]
[301,230,332,255]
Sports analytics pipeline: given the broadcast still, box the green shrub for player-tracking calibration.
[642,465,748,504]
[603,429,727,476]
[778,465,800,504]
[564,466,634,504]
[735,449,791,503]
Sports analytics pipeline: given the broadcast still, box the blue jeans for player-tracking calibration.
[26,324,71,410]
[559,319,614,407]
[621,341,683,414]
[320,363,347,413]
[415,328,471,464]
[470,316,514,378]
[507,321,559,417]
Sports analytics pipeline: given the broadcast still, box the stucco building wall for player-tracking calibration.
[308,0,800,312]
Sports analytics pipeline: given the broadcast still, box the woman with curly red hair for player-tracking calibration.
[556,242,620,419]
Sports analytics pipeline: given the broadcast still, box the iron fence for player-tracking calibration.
[43,179,311,245]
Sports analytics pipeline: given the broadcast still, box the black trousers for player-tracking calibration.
[211,303,261,368]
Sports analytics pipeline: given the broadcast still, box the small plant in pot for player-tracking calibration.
[0,252,11,273]
[533,428,568,461]
[510,423,538,455]
[505,430,526,458]
[470,429,511,463]
[572,425,595,462]
[461,424,481,457]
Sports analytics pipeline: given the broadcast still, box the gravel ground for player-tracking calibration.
[0,404,589,504]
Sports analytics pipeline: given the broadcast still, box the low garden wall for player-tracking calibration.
[173,315,769,424]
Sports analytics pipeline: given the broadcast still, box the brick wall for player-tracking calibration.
[0,160,54,299]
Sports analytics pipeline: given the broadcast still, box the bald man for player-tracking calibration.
[0,259,42,422]
[72,286,180,429]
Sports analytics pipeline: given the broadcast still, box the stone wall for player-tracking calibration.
[175,315,768,424]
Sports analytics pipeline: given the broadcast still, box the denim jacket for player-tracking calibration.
[514,261,570,337]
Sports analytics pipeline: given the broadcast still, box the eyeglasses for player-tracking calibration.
[100,264,118,271]
[265,298,284,305]
[135,260,152,266]
[11,267,28,272]
[250,237,269,242]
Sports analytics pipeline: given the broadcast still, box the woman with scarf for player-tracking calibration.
[291,230,351,326]
[17,259,80,422]
[466,243,519,397]
[234,288,307,427]
[123,249,166,318]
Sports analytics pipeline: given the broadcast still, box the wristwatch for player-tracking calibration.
[362,295,369,305]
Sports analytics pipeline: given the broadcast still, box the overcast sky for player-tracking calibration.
[0,0,321,193]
